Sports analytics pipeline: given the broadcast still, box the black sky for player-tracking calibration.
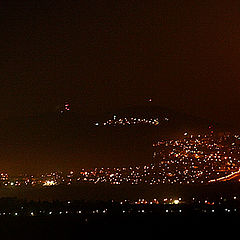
[1,0,240,126]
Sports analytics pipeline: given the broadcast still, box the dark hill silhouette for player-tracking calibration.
[0,105,231,174]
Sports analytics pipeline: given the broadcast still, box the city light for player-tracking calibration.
[43,180,57,186]
[0,133,239,187]
[99,115,169,127]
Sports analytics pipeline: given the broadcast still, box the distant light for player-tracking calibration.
[173,200,180,204]
[95,122,99,126]
[43,180,57,186]
[184,132,188,136]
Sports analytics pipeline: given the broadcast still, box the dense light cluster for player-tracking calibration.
[96,115,169,126]
[152,133,240,183]
[68,133,240,185]
[2,133,240,186]
[57,133,240,185]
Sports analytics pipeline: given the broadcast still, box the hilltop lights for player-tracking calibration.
[99,115,169,127]
[43,180,57,186]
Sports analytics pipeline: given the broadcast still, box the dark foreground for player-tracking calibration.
[0,183,239,238]
[0,182,240,201]
[0,212,238,239]
[0,194,238,238]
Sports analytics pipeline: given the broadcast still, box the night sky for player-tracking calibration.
[1,0,240,125]
[1,1,240,173]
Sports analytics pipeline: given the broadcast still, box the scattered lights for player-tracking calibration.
[0,195,238,217]
[64,103,70,111]
[58,101,71,114]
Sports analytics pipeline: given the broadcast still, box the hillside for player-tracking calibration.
[0,105,228,174]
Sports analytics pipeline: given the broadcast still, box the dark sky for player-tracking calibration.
[1,0,240,125]
[2,0,240,174]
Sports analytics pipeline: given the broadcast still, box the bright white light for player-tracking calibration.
[173,200,180,204]
[43,180,57,186]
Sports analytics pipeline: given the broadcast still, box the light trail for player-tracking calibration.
[208,169,240,183]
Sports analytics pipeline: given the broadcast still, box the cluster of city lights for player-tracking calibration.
[38,133,238,185]
[95,115,169,126]
[1,133,240,186]
[152,133,240,184]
